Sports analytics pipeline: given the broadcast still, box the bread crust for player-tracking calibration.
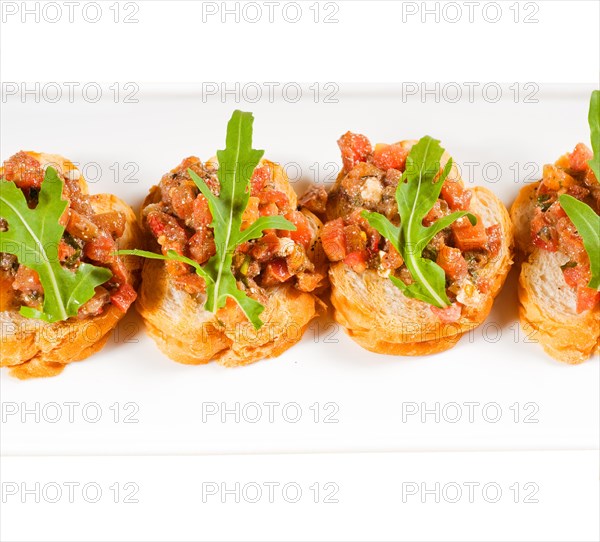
[136,159,323,367]
[0,152,141,378]
[328,185,514,356]
[510,181,600,364]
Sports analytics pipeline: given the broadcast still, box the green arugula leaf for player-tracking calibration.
[0,167,113,322]
[363,136,475,308]
[588,90,600,179]
[558,194,600,290]
[120,111,295,329]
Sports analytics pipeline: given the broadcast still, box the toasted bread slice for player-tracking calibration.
[511,182,600,363]
[329,186,514,355]
[0,152,141,378]
[136,160,324,366]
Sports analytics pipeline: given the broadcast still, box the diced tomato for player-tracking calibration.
[251,232,280,262]
[556,216,586,262]
[346,209,381,252]
[561,264,599,313]
[568,143,593,173]
[530,203,568,253]
[259,202,279,217]
[321,218,347,262]
[250,164,271,196]
[452,215,488,252]
[93,211,126,238]
[191,195,213,229]
[343,250,368,273]
[566,184,590,201]
[188,229,216,265]
[262,258,293,285]
[576,286,600,313]
[146,211,187,246]
[380,242,403,271]
[337,132,372,172]
[541,164,576,192]
[436,245,468,281]
[258,189,290,212]
[169,183,196,221]
[423,199,448,226]
[83,232,116,263]
[343,224,366,253]
[3,151,44,190]
[58,240,76,262]
[430,303,462,323]
[486,224,502,258]
[283,211,313,250]
[441,180,472,211]
[371,143,408,171]
[110,283,137,313]
[67,210,100,242]
[562,264,587,289]
[12,265,43,297]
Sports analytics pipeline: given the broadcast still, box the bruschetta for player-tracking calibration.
[126,111,326,366]
[0,151,141,378]
[321,133,514,355]
[510,92,600,363]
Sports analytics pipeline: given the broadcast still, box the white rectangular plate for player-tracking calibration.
[1,84,598,455]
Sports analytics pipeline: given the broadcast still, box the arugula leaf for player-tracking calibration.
[558,194,600,290]
[588,90,600,179]
[120,111,295,329]
[362,136,475,308]
[0,167,113,322]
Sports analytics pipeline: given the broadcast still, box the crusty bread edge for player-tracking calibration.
[0,153,142,379]
[510,183,600,364]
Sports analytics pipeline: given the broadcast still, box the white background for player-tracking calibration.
[1,2,599,541]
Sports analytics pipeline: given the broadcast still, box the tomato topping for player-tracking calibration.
[344,250,368,273]
[3,151,44,191]
[568,143,593,173]
[343,224,367,253]
[486,224,502,258]
[371,143,408,171]
[541,164,576,192]
[436,245,468,281]
[93,211,126,238]
[58,240,77,262]
[251,232,280,262]
[321,218,347,262]
[530,204,567,252]
[423,199,448,226]
[262,258,293,285]
[12,265,43,297]
[430,303,462,323]
[83,232,116,264]
[109,282,137,313]
[250,164,271,196]
[380,242,403,271]
[338,132,372,173]
[258,189,290,212]
[441,180,472,211]
[576,286,600,313]
[562,264,598,313]
[452,215,488,252]
[259,202,279,217]
[191,195,213,229]
[283,211,313,250]
[189,229,216,265]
